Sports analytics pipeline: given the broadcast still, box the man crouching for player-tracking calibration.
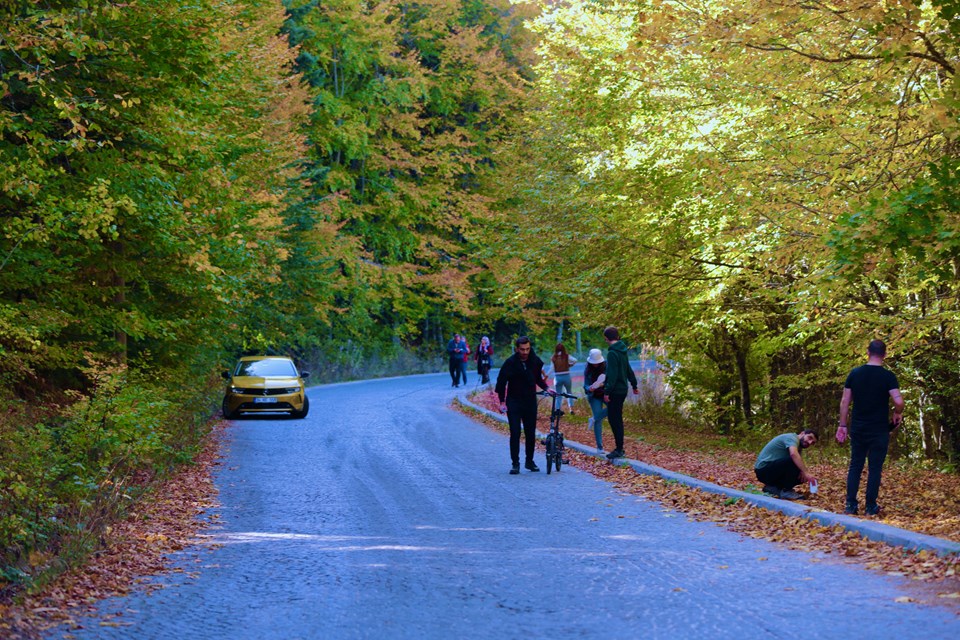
[753,430,818,500]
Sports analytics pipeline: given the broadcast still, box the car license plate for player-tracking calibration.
[254,397,278,404]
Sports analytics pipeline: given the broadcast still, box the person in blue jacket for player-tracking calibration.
[446,333,465,387]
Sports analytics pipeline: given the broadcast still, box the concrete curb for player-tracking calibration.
[455,393,960,557]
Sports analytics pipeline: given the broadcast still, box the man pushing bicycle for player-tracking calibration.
[496,336,551,475]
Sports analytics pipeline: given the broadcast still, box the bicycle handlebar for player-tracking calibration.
[537,390,578,400]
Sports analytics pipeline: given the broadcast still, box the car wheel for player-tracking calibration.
[291,395,310,419]
[222,398,238,420]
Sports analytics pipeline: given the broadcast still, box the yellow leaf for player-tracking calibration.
[937,592,960,599]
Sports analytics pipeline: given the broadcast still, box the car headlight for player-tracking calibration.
[229,386,243,394]
[284,387,301,394]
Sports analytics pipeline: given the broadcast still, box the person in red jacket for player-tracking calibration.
[459,336,471,385]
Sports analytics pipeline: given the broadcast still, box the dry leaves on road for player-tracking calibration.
[0,420,225,640]
[461,391,960,604]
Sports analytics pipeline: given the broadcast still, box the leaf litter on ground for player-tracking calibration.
[462,389,960,610]
[0,420,226,639]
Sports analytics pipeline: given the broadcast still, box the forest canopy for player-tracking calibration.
[503,0,960,461]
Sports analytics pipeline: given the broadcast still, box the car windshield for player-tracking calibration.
[236,359,298,377]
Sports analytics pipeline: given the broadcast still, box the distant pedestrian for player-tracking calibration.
[583,348,608,452]
[496,336,550,475]
[602,326,638,460]
[754,430,818,500]
[837,339,904,516]
[460,335,471,385]
[446,333,465,387]
[475,336,493,384]
[548,343,577,414]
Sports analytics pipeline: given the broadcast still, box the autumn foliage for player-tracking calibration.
[4,0,960,618]
[0,0,536,597]
[499,0,960,464]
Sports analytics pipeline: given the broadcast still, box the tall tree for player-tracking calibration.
[284,0,532,350]
[504,0,960,456]
[0,0,313,386]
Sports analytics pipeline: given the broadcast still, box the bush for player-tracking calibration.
[0,359,219,594]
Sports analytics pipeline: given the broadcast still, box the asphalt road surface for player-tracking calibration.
[47,373,960,639]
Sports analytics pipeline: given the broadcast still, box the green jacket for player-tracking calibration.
[605,340,638,395]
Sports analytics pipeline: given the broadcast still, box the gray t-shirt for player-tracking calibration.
[754,433,799,470]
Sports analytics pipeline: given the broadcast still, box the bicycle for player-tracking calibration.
[537,390,578,474]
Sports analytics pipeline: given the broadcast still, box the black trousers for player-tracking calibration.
[755,457,802,491]
[478,359,491,383]
[846,430,889,509]
[506,401,538,464]
[607,392,627,450]
[449,358,461,385]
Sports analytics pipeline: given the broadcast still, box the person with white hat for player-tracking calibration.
[583,348,608,452]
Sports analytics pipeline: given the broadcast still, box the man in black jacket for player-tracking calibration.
[496,336,550,475]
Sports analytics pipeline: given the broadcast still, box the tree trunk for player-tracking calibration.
[735,347,752,426]
[111,241,127,365]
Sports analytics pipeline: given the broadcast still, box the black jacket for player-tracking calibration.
[495,351,548,405]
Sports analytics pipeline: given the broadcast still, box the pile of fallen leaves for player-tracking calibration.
[461,390,960,606]
[0,420,225,640]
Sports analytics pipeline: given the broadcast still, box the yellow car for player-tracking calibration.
[221,356,310,419]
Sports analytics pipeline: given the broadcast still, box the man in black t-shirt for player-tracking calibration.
[496,336,550,475]
[837,340,904,516]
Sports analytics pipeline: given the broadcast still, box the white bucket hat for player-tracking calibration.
[587,348,604,364]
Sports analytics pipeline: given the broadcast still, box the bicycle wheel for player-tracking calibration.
[545,434,555,475]
[555,450,562,472]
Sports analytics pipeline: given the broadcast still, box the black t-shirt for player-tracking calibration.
[495,352,547,405]
[845,364,899,433]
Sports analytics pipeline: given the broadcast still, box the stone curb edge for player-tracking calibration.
[455,393,960,557]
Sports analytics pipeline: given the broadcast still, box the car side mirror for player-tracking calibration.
[221,371,230,379]
[300,371,310,379]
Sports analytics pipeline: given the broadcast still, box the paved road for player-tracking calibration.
[47,374,959,639]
